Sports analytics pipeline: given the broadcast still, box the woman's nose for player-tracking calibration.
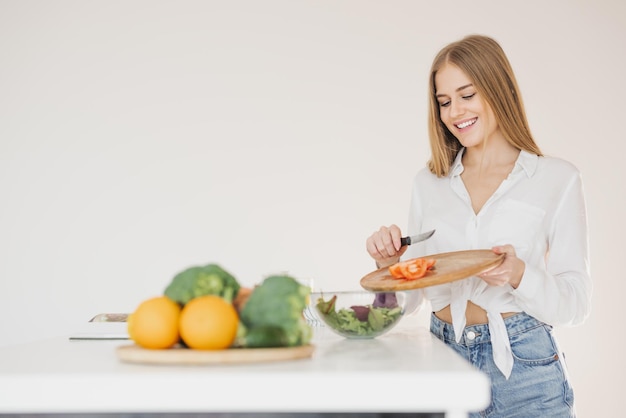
[449,99,464,117]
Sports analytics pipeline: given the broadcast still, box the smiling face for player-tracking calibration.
[434,63,502,149]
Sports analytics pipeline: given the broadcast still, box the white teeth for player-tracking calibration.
[456,119,476,129]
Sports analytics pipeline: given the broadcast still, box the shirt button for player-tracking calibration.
[467,331,476,340]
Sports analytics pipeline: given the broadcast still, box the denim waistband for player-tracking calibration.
[430,311,548,346]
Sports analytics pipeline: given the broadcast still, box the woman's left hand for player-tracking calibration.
[477,245,525,289]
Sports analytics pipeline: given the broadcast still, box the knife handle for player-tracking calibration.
[400,236,410,247]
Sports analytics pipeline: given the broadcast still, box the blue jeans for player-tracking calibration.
[430,312,575,417]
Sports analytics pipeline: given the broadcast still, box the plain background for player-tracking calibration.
[1,0,624,416]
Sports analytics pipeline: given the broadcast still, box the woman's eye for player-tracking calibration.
[439,101,450,107]
[462,93,476,100]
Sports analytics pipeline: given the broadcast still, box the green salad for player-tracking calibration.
[314,292,403,338]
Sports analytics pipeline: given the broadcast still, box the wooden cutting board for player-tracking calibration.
[116,344,315,365]
[360,249,504,292]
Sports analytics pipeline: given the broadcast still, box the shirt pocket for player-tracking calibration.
[487,198,546,253]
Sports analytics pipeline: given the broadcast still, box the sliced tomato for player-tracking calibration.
[388,263,404,279]
[388,257,435,280]
[399,259,428,280]
[425,258,437,270]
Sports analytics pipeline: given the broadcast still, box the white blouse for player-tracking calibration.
[403,148,592,379]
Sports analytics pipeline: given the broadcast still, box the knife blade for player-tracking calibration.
[400,229,435,247]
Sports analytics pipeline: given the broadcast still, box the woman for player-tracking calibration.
[366,35,591,417]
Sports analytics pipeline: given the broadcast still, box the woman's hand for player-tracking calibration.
[366,224,408,268]
[477,245,525,288]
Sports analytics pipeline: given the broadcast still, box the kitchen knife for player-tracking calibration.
[400,229,435,247]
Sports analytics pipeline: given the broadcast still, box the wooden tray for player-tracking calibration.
[360,249,504,292]
[116,344,315,365]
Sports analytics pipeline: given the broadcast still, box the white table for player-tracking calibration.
[0,322,490,417]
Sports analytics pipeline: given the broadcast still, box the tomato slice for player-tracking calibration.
[388,263,404,279]
[388,257,435,280]
[425,258,437,270]
[400,259,428,280]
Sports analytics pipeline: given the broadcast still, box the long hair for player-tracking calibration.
[427,35,542,177]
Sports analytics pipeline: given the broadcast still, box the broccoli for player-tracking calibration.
[239,275,312,347]
[164,263,241,305]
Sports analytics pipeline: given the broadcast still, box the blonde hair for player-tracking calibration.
[427,34,542,177]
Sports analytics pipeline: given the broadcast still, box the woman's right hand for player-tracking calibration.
[365,224,408,268]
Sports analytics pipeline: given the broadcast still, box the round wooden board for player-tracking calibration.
[360,249,505,292]
[116,344,315,365]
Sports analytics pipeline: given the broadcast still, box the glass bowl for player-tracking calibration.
[309,290,407,339]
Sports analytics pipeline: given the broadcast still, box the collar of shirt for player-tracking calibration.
[449,148,539,179]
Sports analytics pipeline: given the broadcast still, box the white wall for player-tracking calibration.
[1,1,624,416]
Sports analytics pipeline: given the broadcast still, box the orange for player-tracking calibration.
[179,295,239,350]
[127,296,181,349]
